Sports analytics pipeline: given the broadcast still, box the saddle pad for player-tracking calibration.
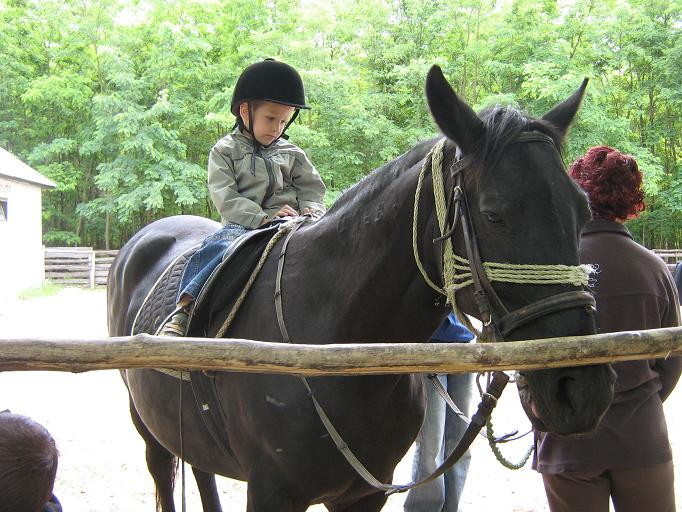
[131,247,198,336]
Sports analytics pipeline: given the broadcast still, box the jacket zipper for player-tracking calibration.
[261,148,276,201]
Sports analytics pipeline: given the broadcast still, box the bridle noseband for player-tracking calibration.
[414,133,596,342]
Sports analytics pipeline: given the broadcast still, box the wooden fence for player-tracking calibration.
[1,327,681,374]
[44,248,119,288]
[42,247,679,289]
[653,249,682,273]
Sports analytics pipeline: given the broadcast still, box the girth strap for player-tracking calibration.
[189,370,236,459]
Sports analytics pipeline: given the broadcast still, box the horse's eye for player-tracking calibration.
[483,212,503,224]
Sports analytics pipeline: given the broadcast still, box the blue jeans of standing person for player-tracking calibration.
[404,372,474,512]
[404,312,474,512]
[177,223,249,302]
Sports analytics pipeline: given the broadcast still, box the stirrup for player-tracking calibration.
[158,309,189,337]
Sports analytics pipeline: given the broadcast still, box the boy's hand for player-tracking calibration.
[274,205,299,217]
[302,207,324,220]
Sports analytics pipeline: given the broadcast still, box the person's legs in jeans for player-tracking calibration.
[404,374,447,511]
[441,372,474,512]
[176,223,249,303]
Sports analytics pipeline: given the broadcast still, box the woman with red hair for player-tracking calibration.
[533,146,682,512]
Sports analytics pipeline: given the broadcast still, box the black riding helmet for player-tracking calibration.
[231,59,310,149]
[230,58,310,116]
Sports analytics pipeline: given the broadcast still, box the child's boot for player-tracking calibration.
[158,308,189,337]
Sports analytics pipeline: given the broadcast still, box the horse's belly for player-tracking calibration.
[215,373,425,501]
[124,369,246,480]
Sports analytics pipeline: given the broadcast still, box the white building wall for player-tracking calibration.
[0,176,45,300]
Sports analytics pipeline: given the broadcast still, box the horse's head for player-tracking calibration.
[424,66,615,436]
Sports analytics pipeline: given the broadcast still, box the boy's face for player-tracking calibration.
[239,101,296,145]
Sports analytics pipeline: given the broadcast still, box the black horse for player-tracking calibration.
[107,66,615,511]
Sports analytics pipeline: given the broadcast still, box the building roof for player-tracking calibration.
[0,147,56,189]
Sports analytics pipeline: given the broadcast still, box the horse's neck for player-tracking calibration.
[296,152,448,342]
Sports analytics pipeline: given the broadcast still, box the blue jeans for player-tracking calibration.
[404,372,474,512]
[177,223,249,302]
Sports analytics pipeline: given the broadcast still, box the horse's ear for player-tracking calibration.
[425,65,485,154]
[541,78,589,136]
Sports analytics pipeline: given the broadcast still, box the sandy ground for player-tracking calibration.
[0,287,680,511]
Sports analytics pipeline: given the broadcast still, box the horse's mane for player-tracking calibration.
[327,105,563,214]
[473,105,564,175]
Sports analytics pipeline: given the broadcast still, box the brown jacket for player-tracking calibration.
[534,219,682,473]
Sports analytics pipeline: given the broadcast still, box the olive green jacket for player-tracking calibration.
[207,130,326,228]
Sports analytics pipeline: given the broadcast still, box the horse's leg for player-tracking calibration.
[325,492,387,512]
[192,466,223,512]
[129,398,177,512]
[245,476,308,512]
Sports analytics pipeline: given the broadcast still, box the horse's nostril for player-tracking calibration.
[556,376,577,409]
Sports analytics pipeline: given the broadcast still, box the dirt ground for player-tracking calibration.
[0,287,680,511]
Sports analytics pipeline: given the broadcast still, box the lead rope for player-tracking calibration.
[486,416,534,469]
[477,373,535,469]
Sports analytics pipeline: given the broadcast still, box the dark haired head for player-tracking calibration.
[569,146,645,221]
[0,413,59,512]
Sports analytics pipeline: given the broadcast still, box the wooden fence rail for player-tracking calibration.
[42,248,678,288]
[1,327,681,375]
[44,248,119,287]
[653,249,682,273]
[653,249,682,261]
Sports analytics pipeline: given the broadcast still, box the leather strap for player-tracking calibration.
[428,373,517,443]
[189,370,236,459]
[447,132,595,342]
[497,291,596,337]
[386,371,509,495]
[273,222,508,493]
[274,218,306,342]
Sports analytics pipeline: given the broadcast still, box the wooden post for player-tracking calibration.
[89,250,95,289]
[0,326,680,375]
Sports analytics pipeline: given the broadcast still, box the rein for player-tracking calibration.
[413,136,596,341]
[271,214,508,495]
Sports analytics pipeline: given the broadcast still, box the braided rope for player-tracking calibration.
[485,417,534,470]
[412,141,445,295]
[412,140,595,336]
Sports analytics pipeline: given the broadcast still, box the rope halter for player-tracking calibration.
[412,137,596,340]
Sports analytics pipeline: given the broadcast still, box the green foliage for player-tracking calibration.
[1,0,680,248]
[18,280,63,300]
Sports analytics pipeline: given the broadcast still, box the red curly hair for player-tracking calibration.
[569,146,645,221]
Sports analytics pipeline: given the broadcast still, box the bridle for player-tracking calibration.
[414,133,597,342]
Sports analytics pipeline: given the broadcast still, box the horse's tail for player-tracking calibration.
[155,457,179,512]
